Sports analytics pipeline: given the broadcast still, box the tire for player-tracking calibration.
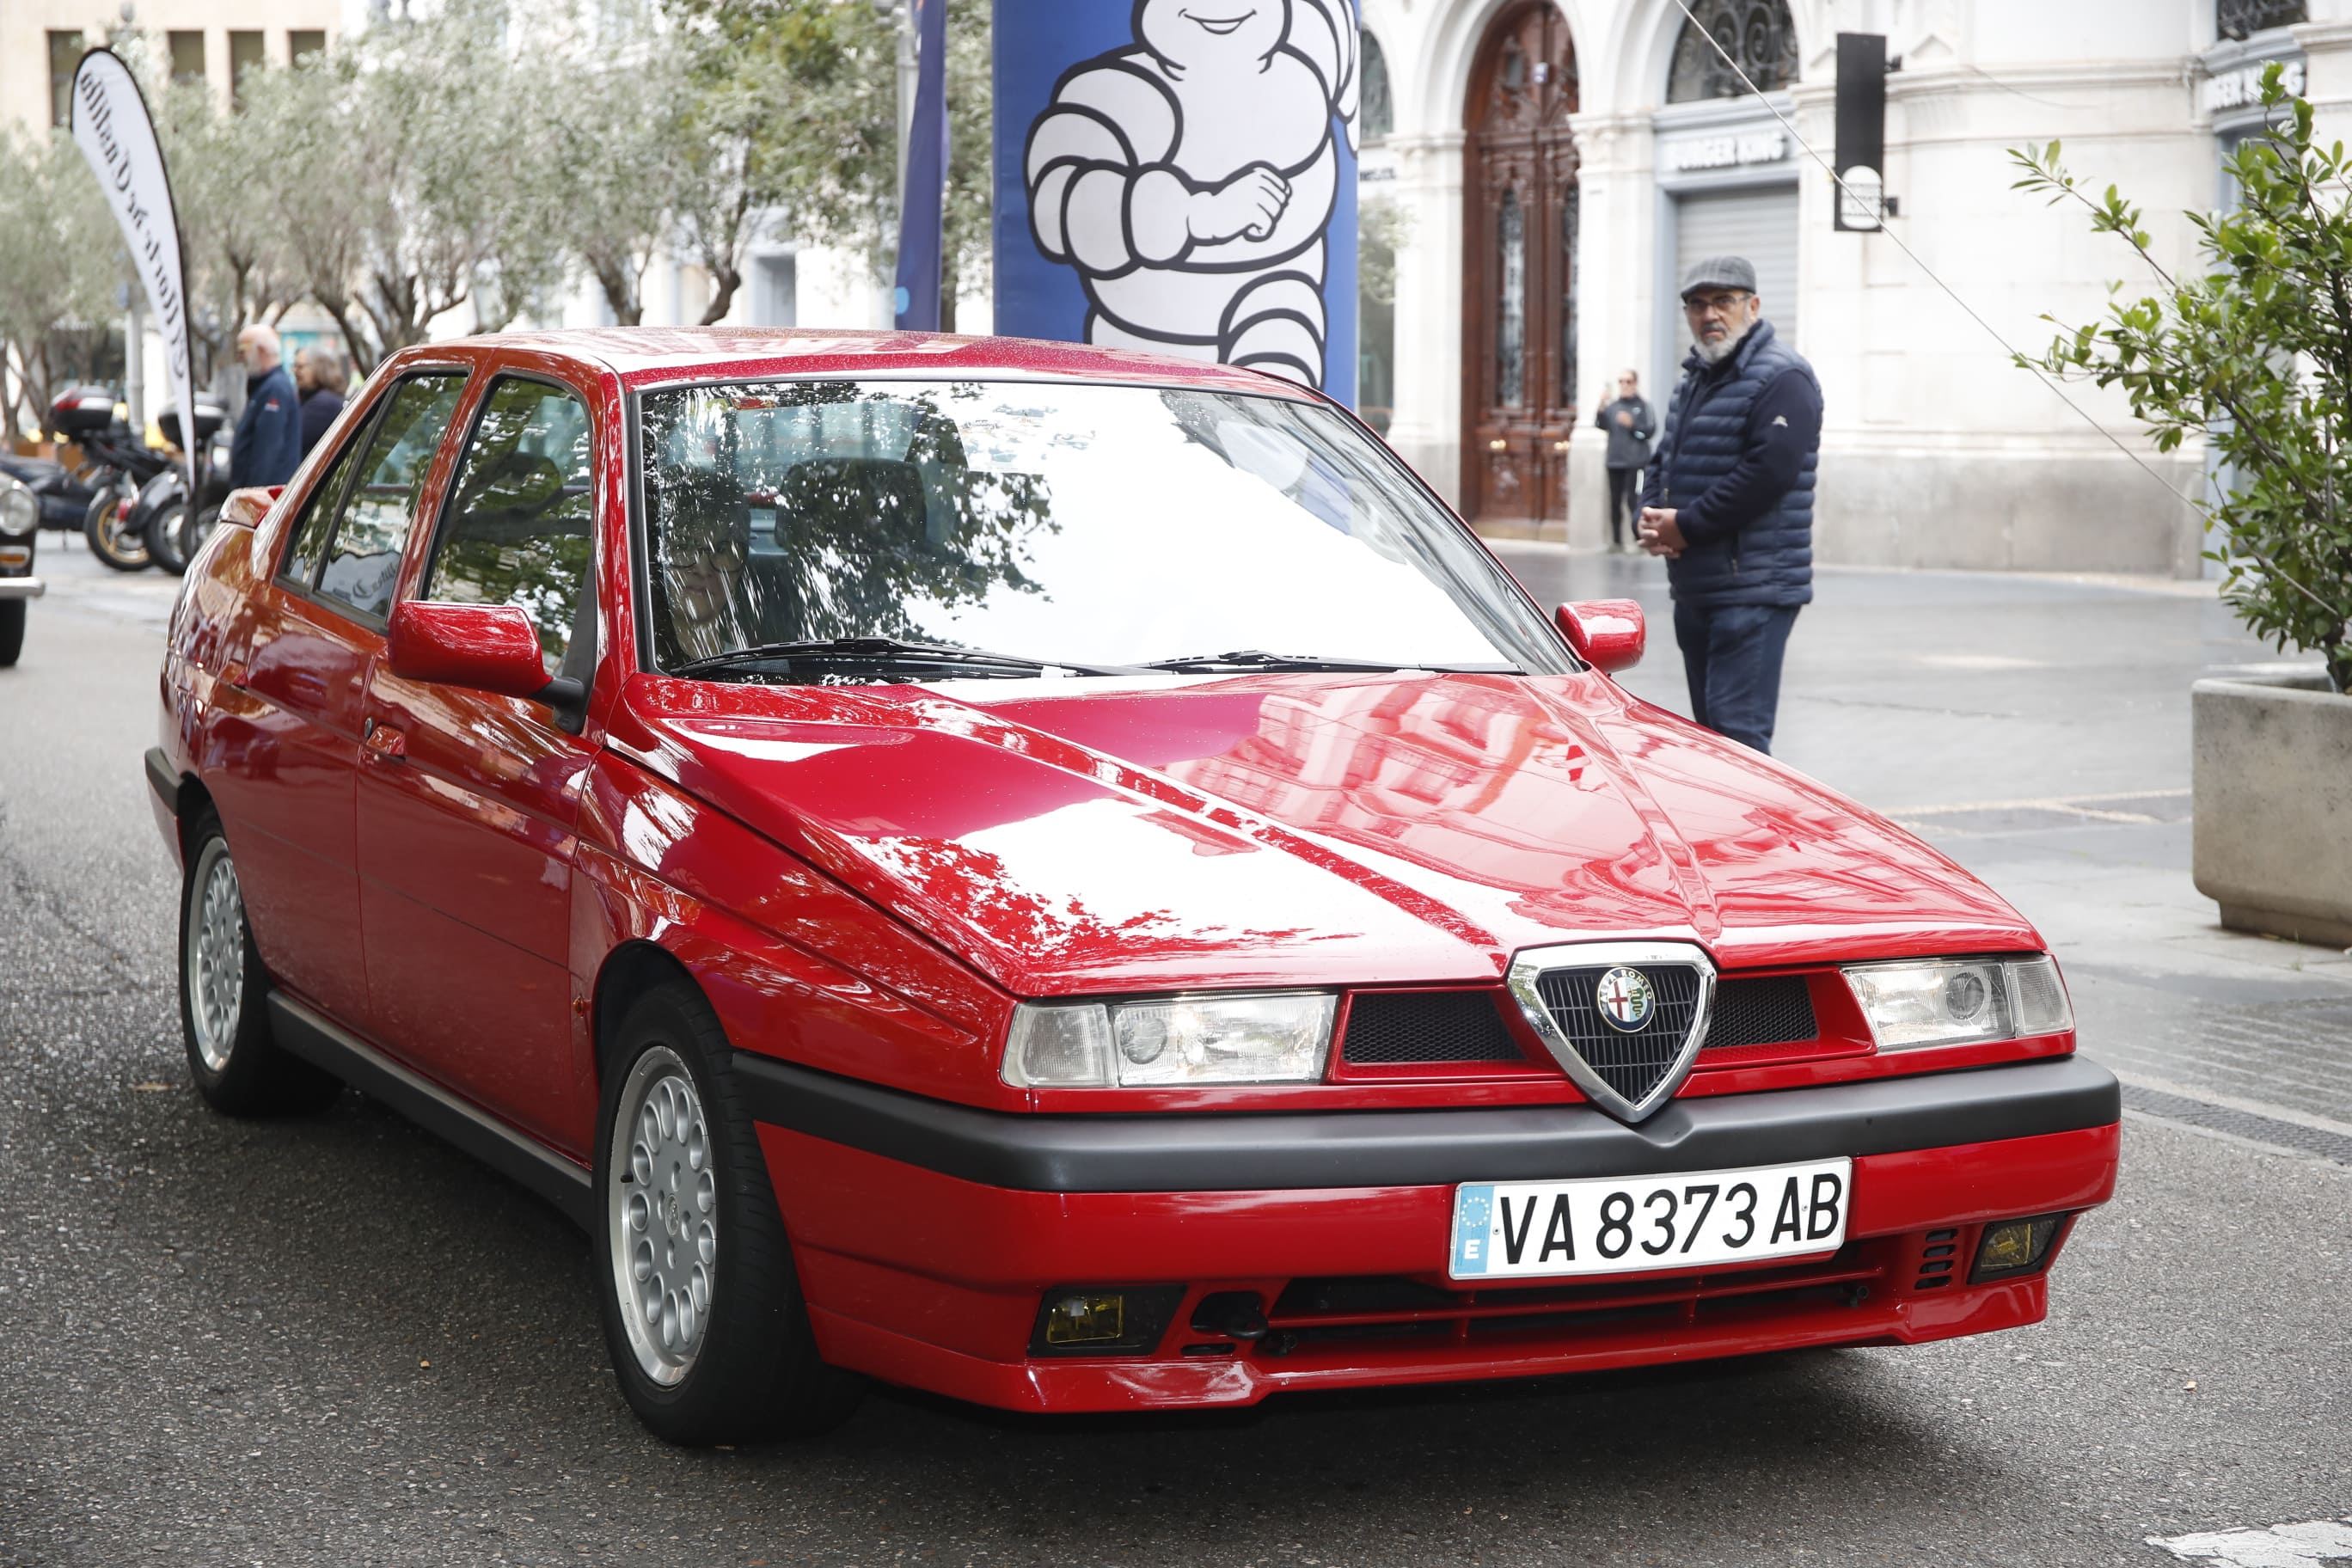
[0,599,22,667]
[147,500,213,577]
[83,481,150,571]
[178,810,342,1117]
[593,981,863,1444]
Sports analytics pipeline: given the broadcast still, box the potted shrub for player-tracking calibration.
[2013,68,2351,946]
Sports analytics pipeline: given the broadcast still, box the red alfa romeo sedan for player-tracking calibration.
[148,329,2120,1443]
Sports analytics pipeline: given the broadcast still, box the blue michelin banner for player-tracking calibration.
[993,0,1359,407]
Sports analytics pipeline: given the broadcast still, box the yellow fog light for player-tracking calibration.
[1970,1215,2064,1282]
[1043,1291,1126,1345]
[0,546,28,568]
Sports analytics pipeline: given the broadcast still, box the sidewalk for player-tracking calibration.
[1493,542,2352,1137]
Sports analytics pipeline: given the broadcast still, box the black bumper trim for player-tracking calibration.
[733,1052,2120,1194]
[144,747,181,818]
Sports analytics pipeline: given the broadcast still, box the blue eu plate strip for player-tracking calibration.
[1453,1185,1494,1277]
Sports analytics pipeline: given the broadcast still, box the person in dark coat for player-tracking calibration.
[1592,370,1656,552]
[229,324,303,489]
[1638,256,1822,756]
[293,346,347,456]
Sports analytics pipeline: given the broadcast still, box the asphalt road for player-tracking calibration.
[3,542,2348,1567]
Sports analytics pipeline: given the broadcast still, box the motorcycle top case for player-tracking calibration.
[50,387,120,437]
[158,402,227,450]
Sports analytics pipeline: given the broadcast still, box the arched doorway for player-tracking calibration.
[1462,3,1578,529]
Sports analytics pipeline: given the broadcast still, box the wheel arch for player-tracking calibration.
[174,772,216,863]
[591,940,710,1088]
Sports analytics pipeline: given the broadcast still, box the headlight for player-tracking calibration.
[0,476,37,539]
[1001,992,1338,1087]
[1841,954,2073,1050]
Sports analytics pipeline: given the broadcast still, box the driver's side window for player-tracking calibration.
[424,377,596,673]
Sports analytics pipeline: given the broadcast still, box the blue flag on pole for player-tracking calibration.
[892,0,948,331]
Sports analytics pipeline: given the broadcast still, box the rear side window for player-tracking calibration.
[424,378,596,671]
[277,434,364,588]
[315,373,468,621]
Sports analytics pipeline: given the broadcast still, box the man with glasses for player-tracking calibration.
[1637,256,1822,756]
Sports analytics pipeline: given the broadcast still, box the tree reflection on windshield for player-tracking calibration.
[636,377,1568,681]
[642,381,1056,671]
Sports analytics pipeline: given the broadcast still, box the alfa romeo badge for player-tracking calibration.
[1596,966,1655,1032]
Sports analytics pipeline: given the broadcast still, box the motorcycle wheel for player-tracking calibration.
[147,500,215,577]
[83,481,150,572]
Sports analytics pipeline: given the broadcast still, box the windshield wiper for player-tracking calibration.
[1139,648,1518,674]
[672,637,1136,680]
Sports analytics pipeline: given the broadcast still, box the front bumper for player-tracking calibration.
[0,576,45,600]
[744,1055,2122,1413]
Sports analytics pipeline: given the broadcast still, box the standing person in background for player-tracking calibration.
[294,346,347,456]
[1638,256,1822,756]
[229,325,303,489]
[1593,370,1655,553]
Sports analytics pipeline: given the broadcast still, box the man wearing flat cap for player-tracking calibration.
[1638,255,1822,755]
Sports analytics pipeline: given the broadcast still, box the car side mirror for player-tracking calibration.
[387,601,578,707]
[1557,599,1645,674]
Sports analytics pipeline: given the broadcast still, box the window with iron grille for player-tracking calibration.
[49,31,83,129]
[2217,0,2306,40]
[1667,0,1799,104]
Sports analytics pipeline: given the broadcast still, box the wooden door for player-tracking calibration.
[1463,4,1579,529]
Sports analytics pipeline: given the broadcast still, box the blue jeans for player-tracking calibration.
[1672,602,1801,755]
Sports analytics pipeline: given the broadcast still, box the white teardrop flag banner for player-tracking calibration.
[69,48,197,487]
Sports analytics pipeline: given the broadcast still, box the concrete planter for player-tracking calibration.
[2192,670,2352,947]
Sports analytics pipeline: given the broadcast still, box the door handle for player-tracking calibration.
[1488,438,1509,451]
[363,719,408,762]
[1553,439,1571,452]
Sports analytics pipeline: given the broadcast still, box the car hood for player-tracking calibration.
[612,670,2037,995]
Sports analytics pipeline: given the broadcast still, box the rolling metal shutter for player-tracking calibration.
[1664,183,1800,387]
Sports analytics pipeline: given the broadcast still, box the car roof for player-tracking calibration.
[428,327,1324,400]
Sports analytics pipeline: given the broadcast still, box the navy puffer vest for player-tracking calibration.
[1651,321,1817,609]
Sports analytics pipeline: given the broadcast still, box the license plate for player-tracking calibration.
[1449,1158,1853,1281]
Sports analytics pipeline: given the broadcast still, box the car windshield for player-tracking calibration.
[634,378,1570,681]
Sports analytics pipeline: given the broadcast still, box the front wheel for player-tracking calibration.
[0,598,22,666]
[593,982,863,1444]
[83,481,150,571]
[179,810,342,1116]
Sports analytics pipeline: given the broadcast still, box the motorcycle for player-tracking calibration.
[48,387,172,572]
[132,401,231,578]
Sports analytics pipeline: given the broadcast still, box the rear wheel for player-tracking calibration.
[83,481,149,571]
[593,981,863,1444]
[0,599,21,667]
[147,500,214,576]
[179,810,341,1116]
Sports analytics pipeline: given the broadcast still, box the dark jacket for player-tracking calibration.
[1641,321,1822,609]
[229,364,303,489]
[298,388,345,456]
[1594,395,1657,470]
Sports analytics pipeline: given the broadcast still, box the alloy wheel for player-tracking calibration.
[607,1046,719,1387]
[184,839,245,1074]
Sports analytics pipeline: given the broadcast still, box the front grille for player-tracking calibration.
[1341,990,1526,1065]
[1262,1247,1886,1353]
[1700,976,1817,1051]
[1531,964,1706,1106]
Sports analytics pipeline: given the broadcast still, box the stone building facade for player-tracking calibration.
[1357,0,2348,573]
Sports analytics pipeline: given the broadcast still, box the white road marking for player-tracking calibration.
[2150,1518,2352,1566]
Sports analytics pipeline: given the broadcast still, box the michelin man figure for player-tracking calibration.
[1024,0,1359,389]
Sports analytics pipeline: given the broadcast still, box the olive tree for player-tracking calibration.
[256,1,569,372]
[0,132,122,436]
[2012,65,2352,692]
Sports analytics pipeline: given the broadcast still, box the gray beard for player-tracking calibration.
[1694,321,1754,366]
